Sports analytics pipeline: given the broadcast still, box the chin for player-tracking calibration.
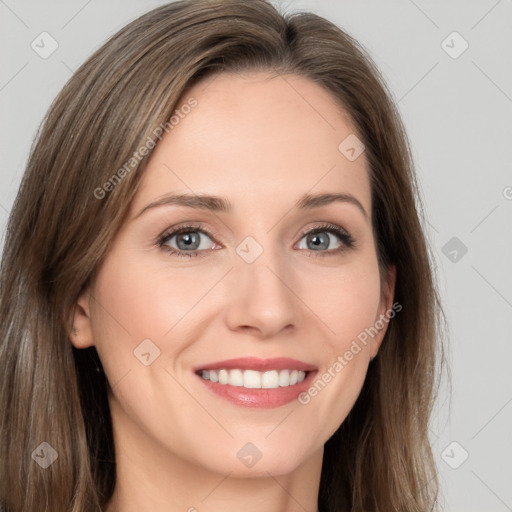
[206,439,317,478]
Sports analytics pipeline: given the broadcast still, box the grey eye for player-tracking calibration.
[164,230,215,252]
[298,231,342,251]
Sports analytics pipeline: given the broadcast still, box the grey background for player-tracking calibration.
[1,0,511,510]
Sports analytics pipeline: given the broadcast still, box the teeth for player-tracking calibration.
[229,369,243,386]
[278,369,290,386]
[244,369,261,388]
[199,369,307,388]
[261,370,279,388]
[218,369,229,385]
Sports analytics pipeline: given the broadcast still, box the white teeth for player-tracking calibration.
[229,369,244,386]
[218,369,229,385]
[199,368,308,388]
[243,370,261,388]
[278,369,290,386]
[261,370,279,389]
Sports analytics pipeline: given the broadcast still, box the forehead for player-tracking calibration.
[131,71,370,217]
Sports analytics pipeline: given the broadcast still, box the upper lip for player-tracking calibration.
[194,357,317,373]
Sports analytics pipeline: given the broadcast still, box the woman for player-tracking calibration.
[0,1,444,510]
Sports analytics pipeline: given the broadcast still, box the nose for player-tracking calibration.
[223,246,302,339]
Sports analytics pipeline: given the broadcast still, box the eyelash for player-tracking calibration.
[157,222,355,259]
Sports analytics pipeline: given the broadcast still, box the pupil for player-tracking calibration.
[309,233,328,250]
[177,232,199,250]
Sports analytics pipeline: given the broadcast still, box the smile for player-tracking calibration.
[193,357,317,408]
[198,368,307,388]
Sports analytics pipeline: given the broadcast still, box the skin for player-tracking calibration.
[72,71,395,512]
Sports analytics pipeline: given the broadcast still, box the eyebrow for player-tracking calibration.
[134,192,368,220]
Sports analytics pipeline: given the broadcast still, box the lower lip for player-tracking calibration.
[195,371,317,409]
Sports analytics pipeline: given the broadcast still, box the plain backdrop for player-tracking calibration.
[1,1,511,511]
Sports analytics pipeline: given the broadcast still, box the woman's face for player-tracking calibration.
[74,71,395,477]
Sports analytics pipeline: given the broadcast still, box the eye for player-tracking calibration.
[296,223,355,256]
[158,224,218,258]
[157,222,355,259]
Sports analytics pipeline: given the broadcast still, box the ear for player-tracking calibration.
[70,288,95,349]
[370,264,397,359]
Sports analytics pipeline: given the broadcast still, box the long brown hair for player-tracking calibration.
[0,1,445,510]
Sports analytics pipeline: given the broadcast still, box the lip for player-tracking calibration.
[193,357,317,373]
[193,357,318,409]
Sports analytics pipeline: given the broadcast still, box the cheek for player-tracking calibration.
[297,255,382,432]
[89,250,222,376]
[93,253,192,334]
[307,255,382,350]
